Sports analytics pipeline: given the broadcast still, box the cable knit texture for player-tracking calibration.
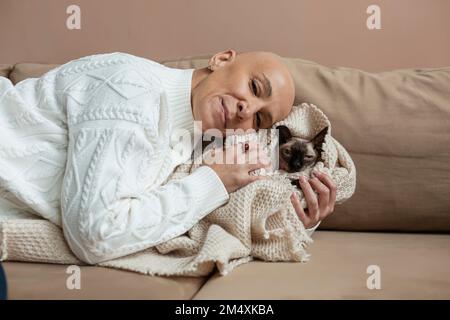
[0,80,356,276]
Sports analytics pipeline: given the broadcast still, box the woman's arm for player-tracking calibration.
[61,126,229,264]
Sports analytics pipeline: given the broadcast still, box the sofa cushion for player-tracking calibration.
[163,56,450,232]
[2,262,207,299]
[193,231,450,299]
[0,64,13,78]
[8,57,450,232]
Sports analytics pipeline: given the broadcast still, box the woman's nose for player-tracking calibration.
[237,101,251,118]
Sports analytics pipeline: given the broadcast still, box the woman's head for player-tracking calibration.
[191,50,295,134]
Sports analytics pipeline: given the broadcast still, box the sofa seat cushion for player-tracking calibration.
[2,262,207,300]
[193,231,450,299]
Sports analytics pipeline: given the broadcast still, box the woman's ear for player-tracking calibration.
[208,49,237,71]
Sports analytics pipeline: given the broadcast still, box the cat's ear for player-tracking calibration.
[276,125,292,145]
[311,126,328,150]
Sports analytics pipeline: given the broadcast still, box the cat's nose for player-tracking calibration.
[291,159,302,171]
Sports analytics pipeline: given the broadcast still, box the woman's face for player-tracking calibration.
[191,50,295,135]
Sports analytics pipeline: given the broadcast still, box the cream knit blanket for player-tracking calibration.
[0,103,356,276]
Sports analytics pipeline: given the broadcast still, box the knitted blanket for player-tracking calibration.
[0,103,356,277]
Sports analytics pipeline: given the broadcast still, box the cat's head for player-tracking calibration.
[276,125,328,173]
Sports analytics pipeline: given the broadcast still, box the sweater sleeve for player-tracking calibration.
[61,126,229,264]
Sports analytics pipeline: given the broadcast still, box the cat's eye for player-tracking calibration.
[305,154,315,160]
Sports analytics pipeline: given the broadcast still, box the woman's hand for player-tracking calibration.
[205,141,270,194]
[290,170,337,229]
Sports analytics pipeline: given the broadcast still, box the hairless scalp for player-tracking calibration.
[235,51,295,107]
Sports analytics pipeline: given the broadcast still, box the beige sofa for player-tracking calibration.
[1,55,449,299]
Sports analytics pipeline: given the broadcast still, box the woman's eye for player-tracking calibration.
[256,112,262,128]
[251,79,258,96]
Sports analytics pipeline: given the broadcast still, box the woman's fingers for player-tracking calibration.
[257,146,270,165]
[246,140,258,151]
[291,192,309,225]
[245,145,270,172]
[298,176,320,222]
[246,160,270,172]
[246,174,267,184]
[317,171,337,212]
[308,176,330,220]
[310,171,336,220]
[247,143,269,162]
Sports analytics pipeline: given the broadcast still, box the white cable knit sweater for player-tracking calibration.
[0,52,231,264]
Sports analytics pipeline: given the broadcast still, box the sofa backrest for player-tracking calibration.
[5,56,450,232]
[163,56,450,232]
[0,64,12,78]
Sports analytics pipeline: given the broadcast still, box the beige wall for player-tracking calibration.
[0,0,449,71]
